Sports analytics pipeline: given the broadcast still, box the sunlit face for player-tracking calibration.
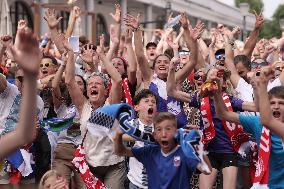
[40,58,56,78]
[154,55,170,80]
[87,76,108,106]
[112,58,126,76]
[146,46,157,61]
[75,75,85,93]
[153,119,177,154]
[134,95,157,120]
[235,62,250,82]
[5,58,16,68]
[270,97,284,122]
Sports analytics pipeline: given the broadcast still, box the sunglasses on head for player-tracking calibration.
[276,66,283,71]
[40,62,53,68]
[179,51,190,55]
[215,54,224,60]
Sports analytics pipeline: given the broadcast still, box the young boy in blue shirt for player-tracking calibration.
[115,112,212,189]
[212,66,284,188]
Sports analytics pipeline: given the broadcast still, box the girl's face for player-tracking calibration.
[154,55,170,80]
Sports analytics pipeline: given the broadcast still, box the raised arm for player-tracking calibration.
[97,45,122,104]
[242,11,264,58]
[51,53,67,110]
[213,80,240,123]
[258,66,284,139]
[124,14,152,84]
[175,15,204,84]
[65,6,81,38]
[166,58,191,103]
[64,41,86,113]
[223,34,241,88]
[0,29,39,159]
[44,9,64,54]
[124,28,137,85]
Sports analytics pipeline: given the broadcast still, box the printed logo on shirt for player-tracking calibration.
[173,156,181,167]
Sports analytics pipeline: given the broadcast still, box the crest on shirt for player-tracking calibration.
[173,156,181,167]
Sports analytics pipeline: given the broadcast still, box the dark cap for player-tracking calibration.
[146,42,157,49]
[215,48,225,56]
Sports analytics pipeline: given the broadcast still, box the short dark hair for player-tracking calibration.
[42,55,58,65]
[268,86,284,100]
[234,55,251,70]
[133,89,158,106]
[146,42,157,49]
[153,112,177,128]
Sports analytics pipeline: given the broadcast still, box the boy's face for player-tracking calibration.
[153,119,177,154]
[270,97,284,122]
[134,95,157,120]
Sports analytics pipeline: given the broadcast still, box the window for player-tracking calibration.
[57,11,70,33]
[10,1,33,37]
[96,14,109,45]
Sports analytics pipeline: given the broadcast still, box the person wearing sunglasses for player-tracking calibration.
[215,49,225,67]
[272,61,284,78]
[250,58,268,71]
[178,47,191,66]
[40,55,58,78]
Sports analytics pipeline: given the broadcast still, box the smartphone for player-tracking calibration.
[68,36,80,53]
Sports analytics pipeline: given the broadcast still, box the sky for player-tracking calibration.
[218,0,283,19]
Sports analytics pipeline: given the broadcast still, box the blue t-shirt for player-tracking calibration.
[189,94,244,153]
[239,115,284,189]
[132,145,199,189]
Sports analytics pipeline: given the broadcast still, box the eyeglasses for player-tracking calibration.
[40,62,53,68]
[251,61,268,69]
[215,54,225,60]
[16,76,24,83]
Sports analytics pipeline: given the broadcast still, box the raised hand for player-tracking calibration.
[80,44,96,63]
[73,6,81,19]
[97,34,105,56]
[123,14,140,30]
[258,66,275,85]
[189,21,205,41]
[166,37,179,50]
[0,35,12,48]
[254,10,264,29]
[169,57,180,71]
[124,28,133,44]
[17,20,27,31]
[110,4,121,23]
[179,12,189,29]
[232,26,241,39]
[63,40,73,52]
[10,29,40,76]
[44,9,63,29]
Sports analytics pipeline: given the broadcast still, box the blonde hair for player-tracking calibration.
[38,170,61,189]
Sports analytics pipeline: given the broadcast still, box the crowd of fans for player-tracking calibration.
[1,3,284,189]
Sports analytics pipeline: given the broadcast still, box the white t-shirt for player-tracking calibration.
[0,82,44,135]
[236,77,282,103]
[127,119,154,189]
[80,101,124,167]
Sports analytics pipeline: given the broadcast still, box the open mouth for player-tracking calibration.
[158,66,166,71]
[197,81,203,86]
[161,141,169,146]
[90,90,98,96]
[41,70,48,75]
[148,108,154,115]
[273,111,281,118]
[150,53,155,57]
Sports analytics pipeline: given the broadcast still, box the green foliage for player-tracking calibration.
[235,0,264,13]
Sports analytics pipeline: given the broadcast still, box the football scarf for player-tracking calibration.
[39,112,76,132]
[121,78,133,105]
[200,94,250,156]
[251,127,271,189]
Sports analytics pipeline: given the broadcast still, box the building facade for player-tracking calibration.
[4,0,255,43]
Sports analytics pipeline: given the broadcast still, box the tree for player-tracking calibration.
[235,0,264,14]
